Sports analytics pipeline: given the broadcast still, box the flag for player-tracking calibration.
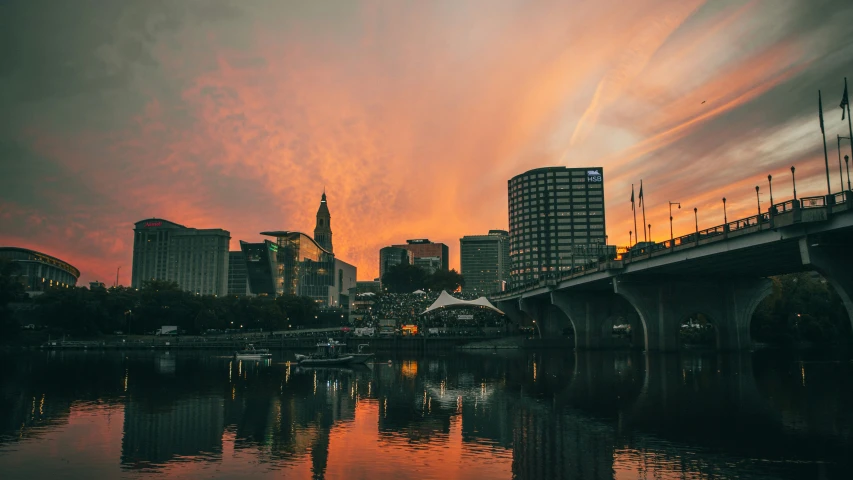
[630,184,635,210]
[819,90,825,134]
[841,79,849,121]
[638,181,644,207]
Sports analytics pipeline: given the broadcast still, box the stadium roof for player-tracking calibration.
[421,290,505,315]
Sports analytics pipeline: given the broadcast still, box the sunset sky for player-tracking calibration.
[2,0,853,284]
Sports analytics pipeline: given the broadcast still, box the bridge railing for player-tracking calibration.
[832,191,848,205]
[726,212,769,232]
[801,195,826,208]
[773,199,799,214]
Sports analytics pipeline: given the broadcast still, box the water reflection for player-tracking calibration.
[0,349,850,479]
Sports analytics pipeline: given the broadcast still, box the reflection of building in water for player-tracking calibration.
[121,396,224,468]
[511,403,614,480]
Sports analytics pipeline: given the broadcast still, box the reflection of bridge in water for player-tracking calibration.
[492,193,853,352]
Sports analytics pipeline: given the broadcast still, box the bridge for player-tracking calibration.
[490,191,853,352]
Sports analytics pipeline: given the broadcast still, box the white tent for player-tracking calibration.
[412,289,427,294]
[421,290,505,315]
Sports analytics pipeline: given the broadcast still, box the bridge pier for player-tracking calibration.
[613,277,772,352]
[799,237,853,333]
[495,299,526,326]
[550,292,614,349]
[519,297,571,337]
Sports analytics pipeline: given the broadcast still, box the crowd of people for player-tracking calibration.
[350,291,507,336]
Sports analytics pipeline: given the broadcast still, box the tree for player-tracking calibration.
[381,264,429,293]
[427,269,465,292]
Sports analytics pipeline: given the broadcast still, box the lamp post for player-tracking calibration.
[648,224,652,243]
[722,197,727,225]
[694,207,698,233]
[791,166,797,201]
[532,320,542,339]
[668,201,681,244]
[846,155,851,191]
[755,185,761,218]
[629,230,632,247]
[768,174,773,207]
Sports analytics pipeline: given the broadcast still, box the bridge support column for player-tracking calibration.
[613,277,772,352]
[495,300,526,326]
[800,237,853,333]
[550,292,613,349]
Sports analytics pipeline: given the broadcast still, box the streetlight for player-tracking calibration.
[693,207,698,235]
[668,201,681,244]
[755,185,761,218]
[791,166,797,201]
[846,155,851,191]
[768,175,773,207]
[648,224,652,243]
[629,230,632,247]
[722,197,727,225]
[532,320,542,339]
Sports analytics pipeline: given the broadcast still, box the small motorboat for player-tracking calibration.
[348,344,374,365]
[297,338,354,366]
[235,344,272,359]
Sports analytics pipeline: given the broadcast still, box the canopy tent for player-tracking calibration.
[421,290,505,315]
[412,289,427,294]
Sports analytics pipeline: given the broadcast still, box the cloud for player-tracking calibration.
[1,0,852,284]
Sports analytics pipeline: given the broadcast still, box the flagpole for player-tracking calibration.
[846,78,853,178]
[640,180,647,243]
[631,184,638,247]
[820,91,831,196]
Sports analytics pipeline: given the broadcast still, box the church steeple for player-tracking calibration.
[314,190,333,253]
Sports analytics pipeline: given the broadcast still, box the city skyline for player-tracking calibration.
[2,1,853,284]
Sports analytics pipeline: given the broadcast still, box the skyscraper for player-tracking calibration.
[391,239,449,272]
[314,191,333,253]
[131,219,230,296]
[508,166,606,286]
[460,230,510,295]
[379,246,413,281]
[227,251,248,295]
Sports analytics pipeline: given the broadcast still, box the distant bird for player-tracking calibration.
[701,100,706,104]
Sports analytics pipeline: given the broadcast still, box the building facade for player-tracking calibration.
[240,193,356,308]
[227,251,248,296]
[508,166,606,286]
[131,219,230,296]
[391,239,449,272]
[413,256,442,274]
[379,246,413,281]
[460,230,510,295]
[0,247,80,293]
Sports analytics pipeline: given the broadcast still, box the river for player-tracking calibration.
[0,349,850,479]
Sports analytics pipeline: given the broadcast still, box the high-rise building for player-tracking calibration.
[227,251,248,295]
[131,219,230,296]
[460,230,510,295]
[508,166,606,286]
[391,239,449,272]
[241,193,357,308]
[379,246,413,280]
[314,191,333,253]
[413,256,442,274]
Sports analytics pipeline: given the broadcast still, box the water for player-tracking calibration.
[0,349,850,479]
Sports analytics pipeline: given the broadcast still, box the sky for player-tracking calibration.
[1,0,853,284]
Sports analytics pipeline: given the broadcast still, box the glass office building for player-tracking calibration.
[508,166,606,286]
[460,230,510,295]
[241,231,355,308]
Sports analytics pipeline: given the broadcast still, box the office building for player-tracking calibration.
[131,219,230,296]
[0,247,80,293]
[391,239,449,272]
[227,251,248,296]
[241,193,357,308]
[379,246,413,280]
[460,230,510,295]
[413,256,442,274]
[508,166,607,286]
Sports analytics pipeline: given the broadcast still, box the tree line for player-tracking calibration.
[0,260,327,340]
[380,264,465,293]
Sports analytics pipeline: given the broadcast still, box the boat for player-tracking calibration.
[235,344,272,359]
[348,343,374,365]
[297,338,355,365]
